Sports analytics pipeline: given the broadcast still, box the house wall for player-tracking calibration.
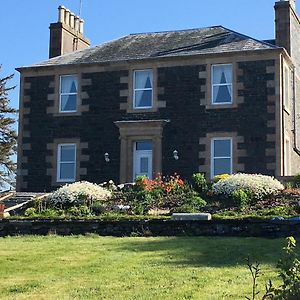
[17,52,285,191]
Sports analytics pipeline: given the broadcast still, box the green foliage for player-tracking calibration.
[232,189,250,209]
[245,257,262,300]
[67,205,92,217]
[245,237,300,300]
[192,173,208,193]
[271,236,300,299]
[90,201,105,215]
[24,207,37,217]
[0,67,17,187]
[294,174,300,188]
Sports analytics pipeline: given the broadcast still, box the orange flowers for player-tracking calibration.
[139,174,185,194]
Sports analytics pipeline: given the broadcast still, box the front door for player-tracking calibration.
[133,141,153,180]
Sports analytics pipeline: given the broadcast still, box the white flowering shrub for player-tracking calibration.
[212,173,284,200]
[47,181,112,207]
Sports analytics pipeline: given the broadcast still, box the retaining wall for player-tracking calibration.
[0,219,300,237]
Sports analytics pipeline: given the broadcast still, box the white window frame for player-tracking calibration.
[284,65,290,110]
[211,64,233,105]
[57,143,76,182]
[133,69,153,109]
[284,137,291,176]
[59,74,78,113]
[211,137,232,178]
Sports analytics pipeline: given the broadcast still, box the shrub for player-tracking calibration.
[192,173,208,193]
[294,174,300,188]
[232,189,250,208]
[24,207,37,217]
[212,173,284,201]
[67,205,92,217]
[47,181,112,207]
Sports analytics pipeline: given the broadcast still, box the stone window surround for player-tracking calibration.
[200,58,243,109]
[115,120,169,183]
[45,69,89,116]
[46,138,89,187]
[120,64,166,113]
[199,132,245,179]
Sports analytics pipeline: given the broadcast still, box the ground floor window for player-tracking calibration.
[57,144,76,182]
[211,138,232,178]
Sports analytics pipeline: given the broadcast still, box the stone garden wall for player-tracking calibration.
[0,219,300,237]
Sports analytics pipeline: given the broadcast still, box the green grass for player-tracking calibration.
[0,236,290,299]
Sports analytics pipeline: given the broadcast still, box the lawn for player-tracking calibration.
[0,236,289,299]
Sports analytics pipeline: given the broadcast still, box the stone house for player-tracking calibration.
[16,0,300,192]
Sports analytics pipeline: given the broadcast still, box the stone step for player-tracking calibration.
[172,213,212,221]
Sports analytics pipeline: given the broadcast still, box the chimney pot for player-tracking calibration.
[70,13,75,29]
[79,19,84,34]
[65,9,70,26]
[74,16,80,32]
[58,6,65,23]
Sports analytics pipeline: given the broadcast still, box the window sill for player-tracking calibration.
[205,102,237,109]
[53,111,81,117]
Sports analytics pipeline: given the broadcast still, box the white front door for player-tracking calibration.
[133,141,153,180]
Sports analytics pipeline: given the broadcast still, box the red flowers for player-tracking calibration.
[139,174,185,194]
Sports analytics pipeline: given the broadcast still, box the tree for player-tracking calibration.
[0,67,17,188]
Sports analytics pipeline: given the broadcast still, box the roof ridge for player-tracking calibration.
[219,25,278,49]
[129,25,222,36]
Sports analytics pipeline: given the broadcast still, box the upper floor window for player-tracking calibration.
[57,144,76,182]
[211,138,232,178]
[133,70,153,109]
[212,64,233,104]
[60,75,78,112]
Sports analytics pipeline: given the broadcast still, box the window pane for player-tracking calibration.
[135,70,153,89]
[136,141,153,151]
[140,157,149,173]
[212,65,232,84]
[61,95,77,111]
[60,162,75,180]
[60,145,76,161]
[213,85,232,103]
[214,158,231,176]
[61,76,77,93]
[214,139,231,157]
[135,90,152,107]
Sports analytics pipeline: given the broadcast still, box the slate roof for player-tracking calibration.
[23,26,278,69]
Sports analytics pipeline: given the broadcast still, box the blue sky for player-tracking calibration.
[0,0,293,111]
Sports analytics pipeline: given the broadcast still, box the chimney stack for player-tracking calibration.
[274,0,297,55]
[49,5,90,58]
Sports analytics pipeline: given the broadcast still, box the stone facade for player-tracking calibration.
[16,0,300,191]
[17,55,289,191]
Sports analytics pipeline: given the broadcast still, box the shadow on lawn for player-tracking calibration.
[116,236,288,267]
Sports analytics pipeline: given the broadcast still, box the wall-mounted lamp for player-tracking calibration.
[104,152,110,163]
[173,150,179,160]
